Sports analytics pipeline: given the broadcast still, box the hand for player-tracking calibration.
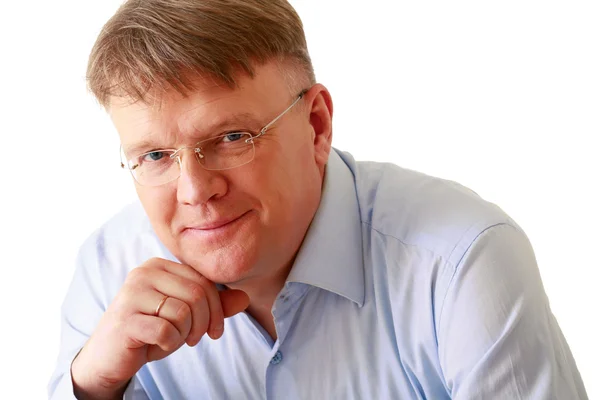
[71,258,249,399]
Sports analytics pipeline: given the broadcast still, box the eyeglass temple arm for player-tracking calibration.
[259,90,307,135]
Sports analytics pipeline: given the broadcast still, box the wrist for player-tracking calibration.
[71,347,128,400]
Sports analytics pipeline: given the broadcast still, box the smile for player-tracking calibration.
[182,211,251,239]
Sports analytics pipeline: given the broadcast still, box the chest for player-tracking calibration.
[138,287,449,400]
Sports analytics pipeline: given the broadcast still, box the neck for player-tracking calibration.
[226,260,293,340]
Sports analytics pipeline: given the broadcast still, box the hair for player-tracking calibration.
[86,0,316,107]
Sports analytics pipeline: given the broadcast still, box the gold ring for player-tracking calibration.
[154,295,169,317]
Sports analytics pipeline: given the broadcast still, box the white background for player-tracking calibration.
[1,0,598,398]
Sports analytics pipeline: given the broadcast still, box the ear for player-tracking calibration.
[305,84,333,168]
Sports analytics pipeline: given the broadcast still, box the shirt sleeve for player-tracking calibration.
[437,223,588,399]
[47,236,149,399]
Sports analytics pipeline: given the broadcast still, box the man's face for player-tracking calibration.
[110,62,332,285]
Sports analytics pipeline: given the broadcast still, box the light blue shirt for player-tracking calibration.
[49,149,588,399]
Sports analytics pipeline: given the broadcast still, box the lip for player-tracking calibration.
[181,211,249,233]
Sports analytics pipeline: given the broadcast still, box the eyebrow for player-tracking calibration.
[122,112,261,156]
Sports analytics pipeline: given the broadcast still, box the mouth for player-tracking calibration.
[182,211,251,235]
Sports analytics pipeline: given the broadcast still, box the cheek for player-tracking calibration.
[230,133,320,219]
[281,138,322,193]
[262,152,317,214]
[136,187,177,233]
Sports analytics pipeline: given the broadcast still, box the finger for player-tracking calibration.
[194,279,224,340]
[219,290,250,318]
[145,271,212,345]
[124,314,182,358]
[141,293,195,340]
[181,293,209,346]
[158,262,225,340]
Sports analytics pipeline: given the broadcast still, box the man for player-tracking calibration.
[49,0,588,398]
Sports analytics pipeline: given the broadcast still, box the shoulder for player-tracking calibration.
[340,151,519,264]
[76,201,169,279]
[80,201,150,252]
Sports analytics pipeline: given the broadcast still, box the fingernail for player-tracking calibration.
[211,324,224,339]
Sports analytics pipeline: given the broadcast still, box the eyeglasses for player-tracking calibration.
[120,90,307,187]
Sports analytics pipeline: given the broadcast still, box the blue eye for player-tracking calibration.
[222,133,245,142]
[143,151,167,162]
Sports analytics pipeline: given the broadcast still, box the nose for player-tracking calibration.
[175,149,228,206]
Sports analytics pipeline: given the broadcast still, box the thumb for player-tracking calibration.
[219,289,250,318]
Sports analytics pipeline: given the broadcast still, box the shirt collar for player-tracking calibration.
[286,149,365,307]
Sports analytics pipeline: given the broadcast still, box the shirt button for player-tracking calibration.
[270,350,283,365]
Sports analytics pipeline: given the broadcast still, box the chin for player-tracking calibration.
[179,241,260,284]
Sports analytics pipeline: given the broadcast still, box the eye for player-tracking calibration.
[142,151,168,162]
[221,132,247,143]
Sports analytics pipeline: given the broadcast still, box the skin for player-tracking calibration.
[71,61,334,399]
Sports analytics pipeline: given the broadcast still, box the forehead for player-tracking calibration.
[110,62,292,153]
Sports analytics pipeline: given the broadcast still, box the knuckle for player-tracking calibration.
[197,275,211,287]
[155,320,178,350]
[113,286,140,312]
[110,292,130,313]
[155,319,171,339]
[141,257,165,270]
[126,267,147,283]
[187,283,206,304]
[144,257,160,266]
[173,301,191,325]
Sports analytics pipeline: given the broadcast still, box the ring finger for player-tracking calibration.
[140,291,206,341]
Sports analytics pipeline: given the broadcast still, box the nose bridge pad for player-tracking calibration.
[194,147,205,162]
[176,147,205,174]
[175,147,205,171]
